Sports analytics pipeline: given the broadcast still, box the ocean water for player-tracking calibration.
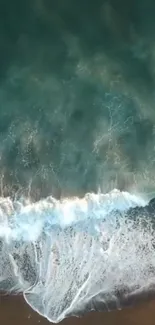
[1,0,155,323]
[1,0,155,199]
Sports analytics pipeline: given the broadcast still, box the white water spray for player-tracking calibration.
[0,189,154,323]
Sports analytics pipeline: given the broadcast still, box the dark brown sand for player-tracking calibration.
[1,295,155,325]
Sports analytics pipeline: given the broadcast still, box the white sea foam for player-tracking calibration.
[0,189,154,323]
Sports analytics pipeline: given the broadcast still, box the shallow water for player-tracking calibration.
[0,190,155,322]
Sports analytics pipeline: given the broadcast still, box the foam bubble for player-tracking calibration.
[0,189,153,322]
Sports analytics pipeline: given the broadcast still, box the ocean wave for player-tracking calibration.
[0,189,154,322]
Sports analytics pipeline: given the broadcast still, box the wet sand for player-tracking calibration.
[1,295,155,325]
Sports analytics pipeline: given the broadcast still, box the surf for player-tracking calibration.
[0,189,154,323]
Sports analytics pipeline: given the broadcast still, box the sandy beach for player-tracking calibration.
[1,295,155,325]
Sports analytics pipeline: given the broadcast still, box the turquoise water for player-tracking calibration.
[0,0,155,198]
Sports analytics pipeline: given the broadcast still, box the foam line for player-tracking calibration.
[0,190,153,322]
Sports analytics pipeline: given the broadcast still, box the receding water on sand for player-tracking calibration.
[0,189,155,322]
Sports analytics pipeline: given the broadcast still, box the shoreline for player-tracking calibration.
[0,191,155,322]
[1,294,155,325]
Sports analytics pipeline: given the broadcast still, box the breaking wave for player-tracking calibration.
[0,189,154,322]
